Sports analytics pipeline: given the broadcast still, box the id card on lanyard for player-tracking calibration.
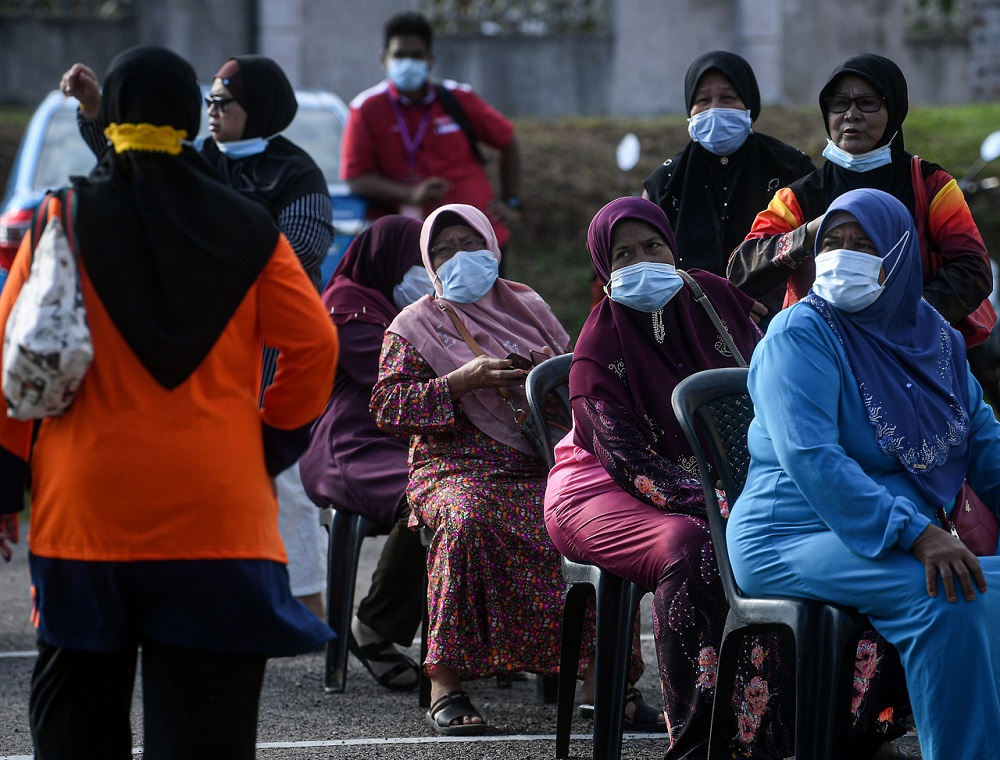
[388,93,434,219]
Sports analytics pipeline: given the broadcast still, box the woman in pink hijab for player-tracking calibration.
[371,204,571,735]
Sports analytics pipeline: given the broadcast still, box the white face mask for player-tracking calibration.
[392,265,434,309]
[607,262,684,313]
[822,138,893,172]
[687,108,753,156]
[812,248,885,312]
[387,58,429,92]
[215,136,270,158]
[436,250,499,303]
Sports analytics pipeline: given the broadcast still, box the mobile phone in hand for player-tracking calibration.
[505,352,533,371]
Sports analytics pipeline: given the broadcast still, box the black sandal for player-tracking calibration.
[623,687,667,732]
[577,687,667,732]
[425,690,487,736]
[347,631,419,692]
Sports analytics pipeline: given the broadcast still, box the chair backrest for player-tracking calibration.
[523,353,573,470]
[671,367,754,606]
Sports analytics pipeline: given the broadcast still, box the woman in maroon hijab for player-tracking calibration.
[544,197,762,758]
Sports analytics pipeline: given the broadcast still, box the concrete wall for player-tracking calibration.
[0,0,994,114]
[776,0,971,108]
[432,34,613,117]
[263,0,419,106]
[0,0,255,107]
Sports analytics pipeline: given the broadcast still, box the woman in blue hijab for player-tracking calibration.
[727,188,1000,760]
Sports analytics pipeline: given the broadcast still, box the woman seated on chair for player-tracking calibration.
[370,203,571,735]
[300,216,435,692]
[543,197,765,758]
[728,187,1000,760]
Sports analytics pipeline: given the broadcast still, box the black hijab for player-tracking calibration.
[70,46,279,389]
[819,53,908,151]
[782,54,944,307]
[643,51,814,275]
[217,55,298,139]
[201,56,328,220]
[789,53,918,226]
[684,50,761,120]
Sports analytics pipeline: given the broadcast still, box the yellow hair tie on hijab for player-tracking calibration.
[104,123,187,155]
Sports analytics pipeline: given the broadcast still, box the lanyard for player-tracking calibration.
[388,93,434,170]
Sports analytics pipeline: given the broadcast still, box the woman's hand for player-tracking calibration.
[749,300,768,324]
[0,513,19,563]
[910,524,987,602]
[59,63,101,120]
[446,356,528,398]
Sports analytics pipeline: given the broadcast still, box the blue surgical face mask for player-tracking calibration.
[393,265,435,309]
[822,138,893,172]
[387,58,429,93]
[436,250,499,303]
[608,262,684,312]
[687,108,753,156]
[812,248,885,312]
[215,136,270,158]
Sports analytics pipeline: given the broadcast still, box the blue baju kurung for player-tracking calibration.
[728,303,1000,760]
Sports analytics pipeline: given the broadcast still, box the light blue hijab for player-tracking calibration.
[802,188,971,504]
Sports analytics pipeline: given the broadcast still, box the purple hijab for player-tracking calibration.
[572,197,761,455]
[802,188,970,504]
[322,216,423,327]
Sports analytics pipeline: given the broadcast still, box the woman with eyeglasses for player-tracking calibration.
[728,53,993,344]
[370,204,571,735]
[62,56,335,622]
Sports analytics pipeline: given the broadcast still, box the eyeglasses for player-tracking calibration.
[430,235,487,259]
[204,95,237,114]
[822,95,884,114]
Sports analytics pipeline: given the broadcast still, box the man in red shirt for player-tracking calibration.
[341,12,522,250]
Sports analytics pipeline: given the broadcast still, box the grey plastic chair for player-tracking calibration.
[524,353,645,760]
[672,367,874,760]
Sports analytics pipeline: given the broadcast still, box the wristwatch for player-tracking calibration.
[505,197,523,212]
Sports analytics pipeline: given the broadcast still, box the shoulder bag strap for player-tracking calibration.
[677,270,748,368]
[909,154,936,271]
[438,302,526,423]
[440,301,487,357]
[30,187,77,257]
[435,84,485,165]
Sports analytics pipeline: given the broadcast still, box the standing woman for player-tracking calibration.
[4,47,338,758]
[728,53,992,335]
[62,54,336,619]
[370,204,571,734]
[643,50,815,310]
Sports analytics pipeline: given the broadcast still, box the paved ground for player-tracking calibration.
[0,524,922,759]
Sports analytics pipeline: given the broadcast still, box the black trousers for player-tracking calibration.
[355,510,426,647]
[30,638,267,760]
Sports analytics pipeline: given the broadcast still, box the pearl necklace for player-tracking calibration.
[652,309,665,344]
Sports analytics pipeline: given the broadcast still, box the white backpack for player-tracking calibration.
[2,190,93,420]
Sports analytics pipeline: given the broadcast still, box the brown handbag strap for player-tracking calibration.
[439,303,525,421]
[677,270,748,368]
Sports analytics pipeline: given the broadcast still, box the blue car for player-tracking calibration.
[0,87,368,290]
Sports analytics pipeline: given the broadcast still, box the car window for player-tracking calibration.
[282,109,343,183]
[34,109,98,191]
